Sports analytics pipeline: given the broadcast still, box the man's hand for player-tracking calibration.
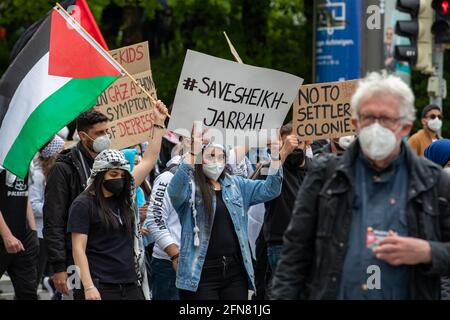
[1,233,25,254]
[373,234,432,266]
[53,271,69,295]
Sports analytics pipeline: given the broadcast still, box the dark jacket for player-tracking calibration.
[271,140,450,300]
[43,142,93,273]
[263,152,309,245]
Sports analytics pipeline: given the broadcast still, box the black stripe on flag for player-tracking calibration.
[0,15,51,128]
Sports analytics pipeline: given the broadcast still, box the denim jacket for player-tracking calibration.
[168,162,283,292]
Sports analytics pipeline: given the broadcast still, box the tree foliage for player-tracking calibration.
[0,0,448,137]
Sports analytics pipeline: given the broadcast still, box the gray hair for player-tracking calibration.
[351,72,416,123]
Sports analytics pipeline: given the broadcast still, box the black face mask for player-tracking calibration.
[103,178,125,196]
[285,148,305,167]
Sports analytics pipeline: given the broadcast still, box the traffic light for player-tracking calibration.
[432,0,450,45]
[394,0,434,73]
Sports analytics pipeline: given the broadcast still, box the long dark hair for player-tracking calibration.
[87,170,135,234]
[38,155,57,180]
[193,148,230,219]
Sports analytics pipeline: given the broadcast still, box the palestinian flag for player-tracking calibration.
[0,6,122,178]
[10,0,108,62]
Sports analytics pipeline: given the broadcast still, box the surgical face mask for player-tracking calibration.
[103,178,125,196]
[83,132,111,153]
[427,118,442,132]
[359,123,399,161]
[305,146,313,159]
[202,163,225,181]
[444,167,450,176]
[338,136,355,150]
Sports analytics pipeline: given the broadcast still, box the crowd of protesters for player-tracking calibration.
[1,72,450,300]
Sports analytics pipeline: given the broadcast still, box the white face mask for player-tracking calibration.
[444,167,450,176]
[305,146,314,159]
[359,123,399,161]
[202,163,225,181]
[84,133,111,153]
[338,135,355,150]
[427,118,442,132]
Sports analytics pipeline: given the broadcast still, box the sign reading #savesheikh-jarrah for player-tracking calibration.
[168,50,304,138]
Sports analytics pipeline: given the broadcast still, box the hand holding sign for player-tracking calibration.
[281,135,300,155]
[190,122,209,156]
[153,100,169,126]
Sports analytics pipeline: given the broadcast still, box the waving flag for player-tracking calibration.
[0,6,122,178]
[10,0,108,62]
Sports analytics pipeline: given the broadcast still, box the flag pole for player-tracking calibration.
[55,2,170,118]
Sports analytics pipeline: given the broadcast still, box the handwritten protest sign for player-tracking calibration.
[293,80,358,141]
[107,110,155,149]
[168,50,303,145]
[94,42,157,149]
[96,70,156,122]
[110,41,150,75]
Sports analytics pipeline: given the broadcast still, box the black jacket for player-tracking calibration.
[43,142,93,273]
[271,140,450,300]
[263,153,309,245]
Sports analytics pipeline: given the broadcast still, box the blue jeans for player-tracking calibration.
[150,257,179,300]
[267,244,283,273]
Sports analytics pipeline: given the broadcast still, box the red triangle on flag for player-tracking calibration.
[72,0,109,50]
[48,8,121,79]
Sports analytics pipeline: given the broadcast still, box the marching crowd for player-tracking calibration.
[1,72,450,300]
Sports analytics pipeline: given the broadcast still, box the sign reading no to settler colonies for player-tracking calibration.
[293,80,358,141]
[168,50,304,139]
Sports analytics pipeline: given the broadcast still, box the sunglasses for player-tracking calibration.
[428,114,442,120]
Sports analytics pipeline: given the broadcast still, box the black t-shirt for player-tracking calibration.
[205,191,240,260]
[0,170,29,240]
[67,192,136,284]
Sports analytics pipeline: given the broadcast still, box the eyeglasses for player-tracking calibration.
[427,114,442,120]
[359,114,404,127]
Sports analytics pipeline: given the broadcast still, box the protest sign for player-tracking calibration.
[293,80,358,141]
[168,50,303,145]
[106,110,155,149]
[95,42,157,149]
[95,70,156,122]
[109,41,150,75]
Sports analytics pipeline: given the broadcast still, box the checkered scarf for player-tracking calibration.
[86,149,131,187]
[40,135,65,158]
